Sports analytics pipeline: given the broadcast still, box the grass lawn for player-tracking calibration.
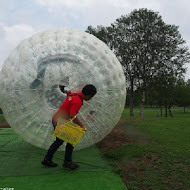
[0,114,5,121]
[104,107,190,190]
[1,107,190,189]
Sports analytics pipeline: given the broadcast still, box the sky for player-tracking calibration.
[0,0,190,80]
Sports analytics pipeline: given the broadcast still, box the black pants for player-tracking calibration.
[45,120,74,162]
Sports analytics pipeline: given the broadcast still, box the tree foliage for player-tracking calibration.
[86,8,190,117]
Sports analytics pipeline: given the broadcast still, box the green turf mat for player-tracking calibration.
[0,171,127,190]
[0,128,127,190]
[0,128,110,176]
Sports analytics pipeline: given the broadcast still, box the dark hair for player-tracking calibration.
[82,84,97,97]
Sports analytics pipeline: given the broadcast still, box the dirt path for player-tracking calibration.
[0,121,10,128]
[96,119,131,152]
[96,118,153,152]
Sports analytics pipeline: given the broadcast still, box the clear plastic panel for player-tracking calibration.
[0,28,126,150]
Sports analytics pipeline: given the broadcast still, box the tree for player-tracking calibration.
[86,8,190,117]
[86,25,114,49]
[151,76,181,117]
[112,9,190,116]
[176,79,190,112]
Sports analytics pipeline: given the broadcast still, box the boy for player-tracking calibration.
[41,84,97,170]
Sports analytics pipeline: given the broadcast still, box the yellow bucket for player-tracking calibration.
[53,117,86,147]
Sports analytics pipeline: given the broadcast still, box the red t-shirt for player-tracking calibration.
[52,91,84,122]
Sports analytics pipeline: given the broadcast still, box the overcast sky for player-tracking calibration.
[0,0,190,80]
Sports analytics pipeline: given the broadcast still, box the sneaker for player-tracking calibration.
[62,161,80,170]
[41,158,58,167]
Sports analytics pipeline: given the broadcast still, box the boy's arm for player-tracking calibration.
[69,114,85,129]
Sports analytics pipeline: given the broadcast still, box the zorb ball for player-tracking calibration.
[0,28,126,150]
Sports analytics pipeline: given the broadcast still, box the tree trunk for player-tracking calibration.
[165,103,168,117]
[140,90,145,117]
[160,106,163,117]
[157,106,160,117]
[168,107,173,117]
[129,79,134,116]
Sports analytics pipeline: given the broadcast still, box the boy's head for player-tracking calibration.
[82,84,97,101]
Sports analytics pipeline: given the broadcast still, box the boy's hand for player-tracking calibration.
[80,126,87,131]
